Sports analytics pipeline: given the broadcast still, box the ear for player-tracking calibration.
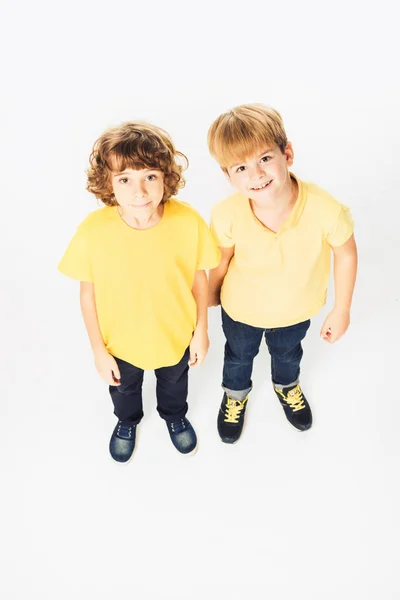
[284,142,294,167]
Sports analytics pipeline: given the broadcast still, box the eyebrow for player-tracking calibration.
[112,168,159,177]
[229,148,274,169]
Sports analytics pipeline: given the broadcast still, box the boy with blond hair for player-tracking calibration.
[208,104,357,443]
[59,122,220,462]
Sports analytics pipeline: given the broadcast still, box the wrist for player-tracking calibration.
[209,282,221,294]
[333,305,351,314]
[93,344,107,356]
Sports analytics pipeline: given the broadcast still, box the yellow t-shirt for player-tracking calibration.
[210,175,354,328]
[58,199,221,369]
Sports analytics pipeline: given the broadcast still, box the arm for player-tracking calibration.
[80,282,121,384]
[189,270,209,367]
[208,245,235,306]
[320,234,358,343]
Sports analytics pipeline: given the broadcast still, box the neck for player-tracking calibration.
[118,203,164,230]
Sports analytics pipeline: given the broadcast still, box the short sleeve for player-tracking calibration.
[196,215,221,270]
[210,203,234,248]
[326,205,354,248]
[58,223,94,282]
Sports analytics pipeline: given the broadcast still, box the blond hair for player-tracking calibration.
[207,104,288,171]
[87,121,188,206]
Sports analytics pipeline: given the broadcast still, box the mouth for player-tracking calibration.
[250,180,272,191]
[129,201,151,208]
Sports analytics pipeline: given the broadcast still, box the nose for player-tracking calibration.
[248,163,265,180]
[131,181,147,199]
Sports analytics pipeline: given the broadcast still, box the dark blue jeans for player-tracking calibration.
[109,348,190,425]
[222,308,310,401]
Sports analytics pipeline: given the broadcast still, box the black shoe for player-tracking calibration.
[217,393,248,444]
[166,417,197,455]
[109,420,137,463]
[274,384,312,431]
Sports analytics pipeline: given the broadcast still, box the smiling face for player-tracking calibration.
[226,143,294,205]
[111,167,165,214]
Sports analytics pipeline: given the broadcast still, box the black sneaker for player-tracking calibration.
[274,384,312,431]
[217,393,248,444]
[166,417,197,455]
[109,420,137,463]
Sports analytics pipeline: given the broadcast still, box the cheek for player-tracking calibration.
[233,175,249,190]
[112,181,122,195]
[229,173,241,186]
[155,181,165,196]
[115,186,127,196]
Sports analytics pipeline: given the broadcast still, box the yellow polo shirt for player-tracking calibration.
[210,175,354,328]
[58,199,221,369]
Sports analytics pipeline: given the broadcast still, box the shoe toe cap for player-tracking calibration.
[109,437,135,462]
[295,413,313,431]
[171,428,197,454]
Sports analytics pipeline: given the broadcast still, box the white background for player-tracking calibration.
[1,0,399,598]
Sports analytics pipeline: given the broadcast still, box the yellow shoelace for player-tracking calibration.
[224,397,248,423]
[276,385,305,412]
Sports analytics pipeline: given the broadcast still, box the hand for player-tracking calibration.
[94,349,121,385]
[189,326,209,367]
[320,308,350,344]
[208,291,221,307]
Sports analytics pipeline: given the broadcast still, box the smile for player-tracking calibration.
[251,180,272,191]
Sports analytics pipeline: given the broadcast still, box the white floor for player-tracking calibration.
[2,243,399,599]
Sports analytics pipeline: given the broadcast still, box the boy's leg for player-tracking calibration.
[109,356,145,424]
[154,347,190,421]
[264,320,310,386]
[264,320,312,431]
[155,348,196,455]
[108,356,144,463]
[219,308,264,443]
[221,308,264,399]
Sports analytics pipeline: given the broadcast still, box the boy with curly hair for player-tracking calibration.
[59,122,220,462]
[207,104,357,443]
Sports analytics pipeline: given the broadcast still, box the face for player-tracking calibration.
[226,143,294,204]
[111,167,164,214]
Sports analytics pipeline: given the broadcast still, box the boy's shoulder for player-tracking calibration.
[167,198,206,222]
[77,206,116,231]
[212,191,244,208]
[302,180,348,217]
[302,181,349,229]
[302,177,351,231]
[211,192,245,217]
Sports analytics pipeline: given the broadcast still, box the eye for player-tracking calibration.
[261,156,271,163]
[118,177,128,184]
[236,166,246,173]
[146,174,157,181]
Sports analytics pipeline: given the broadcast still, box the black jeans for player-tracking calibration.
[109,348,190,425]
[221,308,310,401]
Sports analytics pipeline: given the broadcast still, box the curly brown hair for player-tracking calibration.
[86,121,188,206]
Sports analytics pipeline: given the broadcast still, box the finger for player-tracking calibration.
[189,353,198,367]
[329,331,341,344]
[110,371,121,385]
[320,326,331,340]
[112,366,121,380]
